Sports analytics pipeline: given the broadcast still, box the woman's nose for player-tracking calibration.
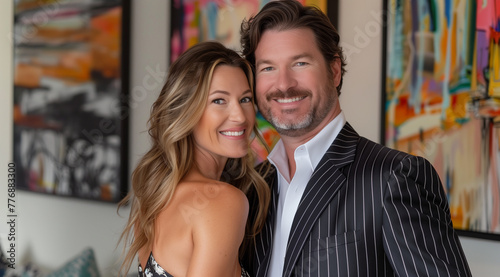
[229,102,246,123]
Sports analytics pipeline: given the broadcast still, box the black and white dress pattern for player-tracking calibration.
[138,253,250,277]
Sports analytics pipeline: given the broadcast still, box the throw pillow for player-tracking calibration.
[46,248,100,277]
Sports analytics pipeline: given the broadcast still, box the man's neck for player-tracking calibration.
[280,107,341,180]
[281,135,315,180]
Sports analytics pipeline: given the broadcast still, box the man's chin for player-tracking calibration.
[270,118,313,137]
[273,126,312,138]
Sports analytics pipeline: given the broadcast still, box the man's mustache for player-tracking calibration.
[265,89,312,102]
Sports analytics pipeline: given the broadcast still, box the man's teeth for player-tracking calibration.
[276,96,304,103]
[221,130,244,136]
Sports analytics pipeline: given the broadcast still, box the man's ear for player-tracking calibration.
[330,57,342,88]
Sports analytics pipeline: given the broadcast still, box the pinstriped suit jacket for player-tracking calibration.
[245,123,471,277]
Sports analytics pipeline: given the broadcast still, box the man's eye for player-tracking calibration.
[261,66,273,72]
[295,62,308,66]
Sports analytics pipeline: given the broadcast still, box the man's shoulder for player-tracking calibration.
[355,135,438,170]
[356,136,414,163]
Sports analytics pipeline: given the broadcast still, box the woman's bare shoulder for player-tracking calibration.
[175,180,248,225]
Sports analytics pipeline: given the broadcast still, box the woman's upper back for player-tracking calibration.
[139,178,249,277]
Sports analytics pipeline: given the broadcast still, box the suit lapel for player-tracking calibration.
[255,165,279,276]
[282,123,359,276]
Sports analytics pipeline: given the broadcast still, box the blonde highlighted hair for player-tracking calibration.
[117,41,270,275]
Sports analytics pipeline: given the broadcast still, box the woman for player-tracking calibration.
[117,41,270,277]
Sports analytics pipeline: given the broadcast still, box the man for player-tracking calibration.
[240,1,472,276]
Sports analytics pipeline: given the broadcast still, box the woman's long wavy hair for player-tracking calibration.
[117,41,270,276]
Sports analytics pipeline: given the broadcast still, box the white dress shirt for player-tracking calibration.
[267,111,346,277]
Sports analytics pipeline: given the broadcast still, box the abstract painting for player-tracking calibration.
[382,0,500,239]
[13,0,130,202]
[170,0,338,161]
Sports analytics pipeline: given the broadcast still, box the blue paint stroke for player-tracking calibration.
[388,0,404,81]
[445,0,452,27]
[434,0,442,68]
[205,2,219,40]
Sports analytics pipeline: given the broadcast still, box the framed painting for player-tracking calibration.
[12,0,131,203]
[169,0,339,161]
[381,0,500,240]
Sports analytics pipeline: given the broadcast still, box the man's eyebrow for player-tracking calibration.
[256,59,272,68]
[255,53,313,68]
[291,53,313,60]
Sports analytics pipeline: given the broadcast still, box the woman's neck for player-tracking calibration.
[190,150,227,181]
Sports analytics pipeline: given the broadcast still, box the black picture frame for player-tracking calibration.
[12,0,130,203]
[380,0,500,240]
[327,0,339,30]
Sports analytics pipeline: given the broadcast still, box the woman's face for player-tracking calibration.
[192,65,256,163]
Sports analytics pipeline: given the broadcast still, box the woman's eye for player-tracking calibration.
[241,97,253,103]
[212,99,225,104]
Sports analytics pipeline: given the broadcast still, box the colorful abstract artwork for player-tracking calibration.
[383,0,500,239]
[13,0,130,202]
[170,0,337,161]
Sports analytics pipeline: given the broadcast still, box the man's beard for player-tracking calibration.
[259,84,337,137]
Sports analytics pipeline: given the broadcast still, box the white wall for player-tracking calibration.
[0,0,498,276]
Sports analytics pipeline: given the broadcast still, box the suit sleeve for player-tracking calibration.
[382,155,472,277]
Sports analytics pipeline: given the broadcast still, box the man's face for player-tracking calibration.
[254,28,342,138]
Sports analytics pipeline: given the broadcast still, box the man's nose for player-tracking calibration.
[275,68,297,92]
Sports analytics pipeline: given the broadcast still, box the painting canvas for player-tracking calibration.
[170,0,338,160]
[13,0,130,202]
[382,0,500,239]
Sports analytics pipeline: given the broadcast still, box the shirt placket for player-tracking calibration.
[280,146,313,263]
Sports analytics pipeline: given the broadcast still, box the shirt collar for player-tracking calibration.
[303,111,346,170]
